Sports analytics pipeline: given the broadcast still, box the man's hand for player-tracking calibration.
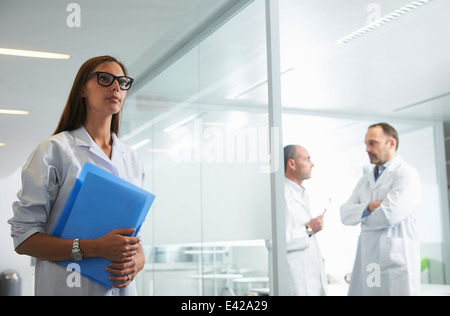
[368,200,383,213]
[307,215,324,235]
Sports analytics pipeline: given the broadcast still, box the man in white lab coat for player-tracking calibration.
[284,145,327,296]
[340,123,422,296]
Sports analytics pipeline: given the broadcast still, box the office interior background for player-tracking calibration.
[0,0,449,296]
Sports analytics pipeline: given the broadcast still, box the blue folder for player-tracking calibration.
[51,162,155,289]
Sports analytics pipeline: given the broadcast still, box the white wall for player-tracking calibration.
[0,168,34,296]
[399,126,446,283]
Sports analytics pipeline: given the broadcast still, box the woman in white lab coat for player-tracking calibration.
[340,124,422,296]
[8,56,145,296]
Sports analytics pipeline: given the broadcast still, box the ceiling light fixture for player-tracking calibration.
[336,0,433,44]
[0,48,71,60]
[0,143,5,147]
[0,109,30,115]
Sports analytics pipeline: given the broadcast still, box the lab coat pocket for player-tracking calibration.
[286,237,309,252]
[379,235,409,294]
[380,235,407,269]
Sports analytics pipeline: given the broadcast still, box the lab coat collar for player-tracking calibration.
[370,155,402,187]
[285,177,306,196]
[71,126,125,173]
[71,126,94,148]
[71,126,109,155]
[384,155,402,174]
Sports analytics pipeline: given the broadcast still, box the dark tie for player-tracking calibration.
[374,166,385,181]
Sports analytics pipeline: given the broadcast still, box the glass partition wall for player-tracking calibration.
[278,0,450,291]
[121,0,450,296]
[122,1,272,296]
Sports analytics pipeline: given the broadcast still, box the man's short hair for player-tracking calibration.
[369,123,399,150]
[284,145,298,172]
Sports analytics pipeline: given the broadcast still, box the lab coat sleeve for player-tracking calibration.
[364,166,422,230]
[8,138,65,249]
[340,178,368,226]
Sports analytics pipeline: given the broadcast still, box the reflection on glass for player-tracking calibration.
[122,1,271,296]
[139,240,269,296]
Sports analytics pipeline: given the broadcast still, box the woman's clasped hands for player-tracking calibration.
[94,228,143,288]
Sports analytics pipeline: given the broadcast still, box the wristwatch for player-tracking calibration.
[305,226,313,238]
[71,238,83,261]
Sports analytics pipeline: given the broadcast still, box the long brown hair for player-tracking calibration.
[53,56,129,136]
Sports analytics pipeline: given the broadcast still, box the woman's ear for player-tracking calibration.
[81,85,87,98]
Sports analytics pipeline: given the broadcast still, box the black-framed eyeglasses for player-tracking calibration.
[87,71,134,91]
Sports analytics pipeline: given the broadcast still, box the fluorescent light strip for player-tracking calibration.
[163,113,203,133]
[0,109,30,115]
[0,48,71,60]
[203,122,228,127]
[336,0,432,44]
[0,143,5,147]
[131,139,152,150]
[232,67,295,99]
[147,148,171,153]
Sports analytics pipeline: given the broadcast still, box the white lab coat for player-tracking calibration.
[285,178,327,296]
[9,126,145,296]
[340,156,422,296]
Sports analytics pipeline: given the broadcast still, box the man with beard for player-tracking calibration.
[340,123,422,296]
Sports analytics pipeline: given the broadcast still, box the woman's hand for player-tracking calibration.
[88,228,141,262]
[15,228,141,264]
[106,244,145,288]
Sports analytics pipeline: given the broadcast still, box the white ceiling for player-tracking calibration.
[1,0,450,179]
[0,0,239,178]
[279,0,450,121]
